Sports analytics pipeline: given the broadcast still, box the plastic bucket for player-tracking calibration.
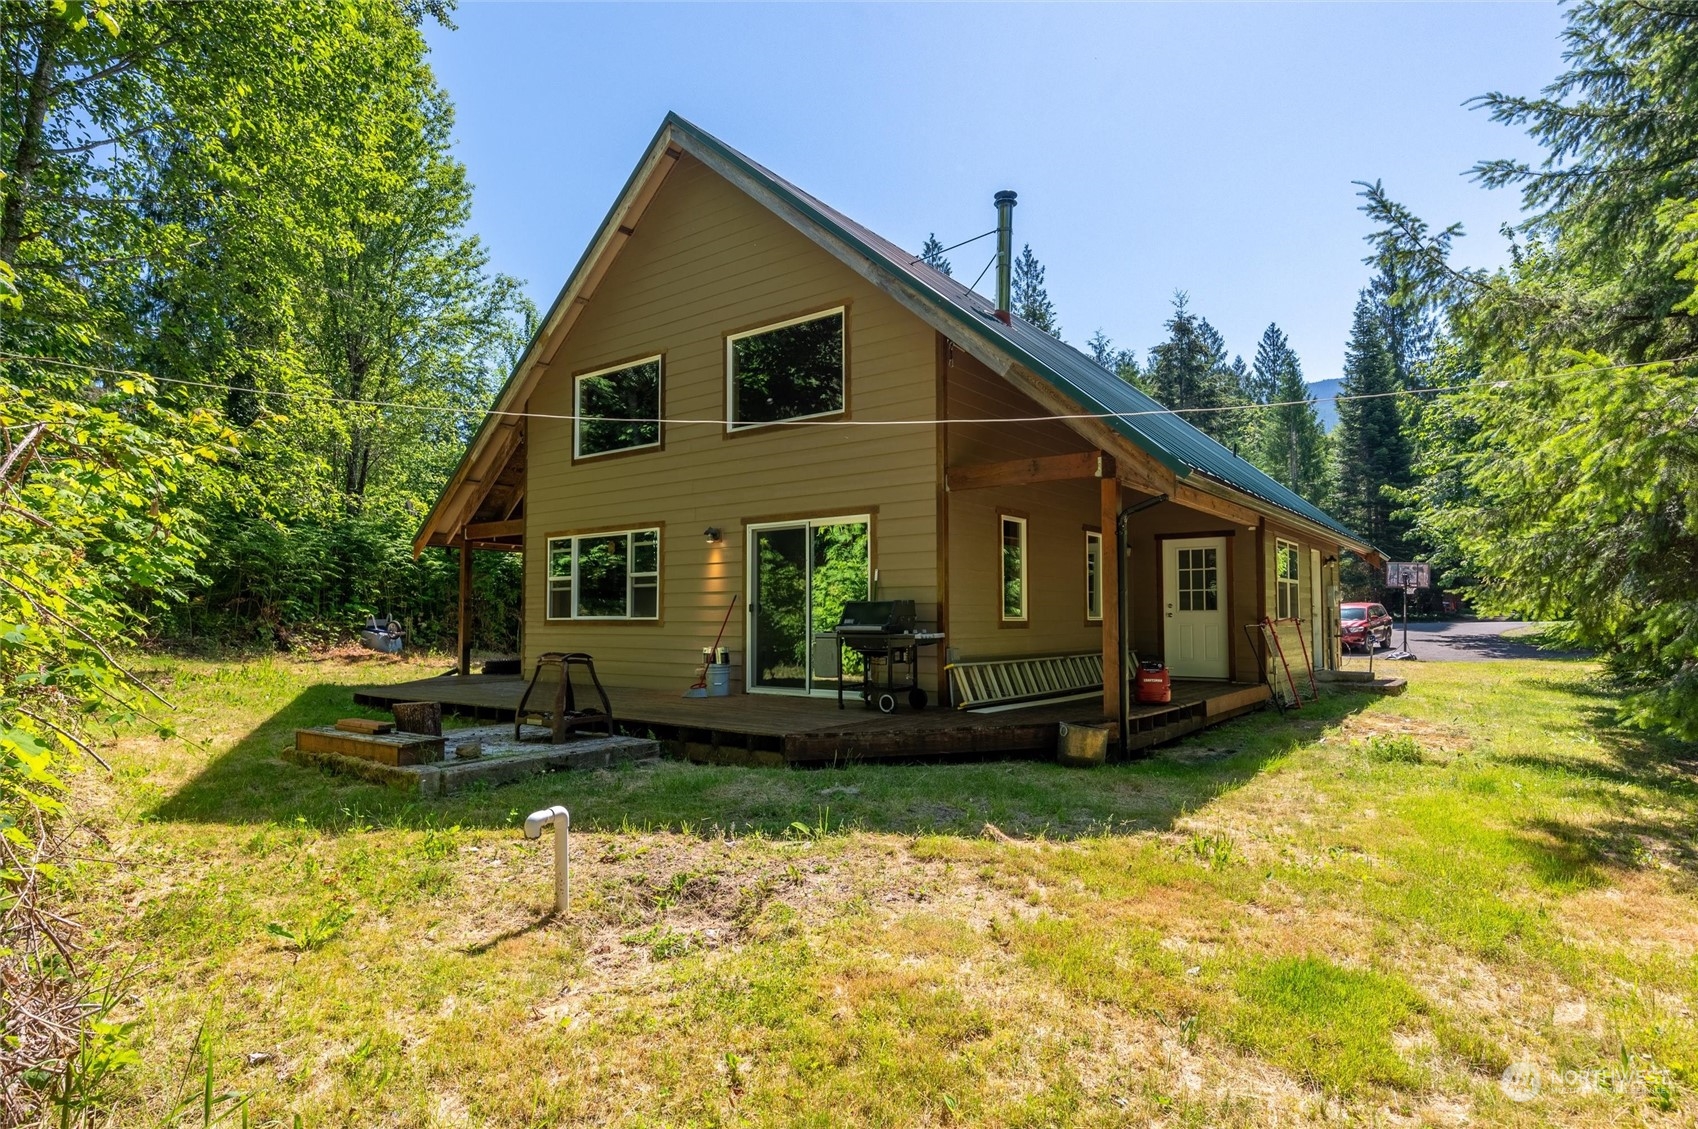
[706,663,732,697]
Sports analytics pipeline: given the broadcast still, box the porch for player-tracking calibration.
[349,675,1270,766]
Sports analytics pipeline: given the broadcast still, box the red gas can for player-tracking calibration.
[1136,661,1171,704]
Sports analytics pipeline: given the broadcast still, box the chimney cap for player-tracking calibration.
[994,190,1018,205]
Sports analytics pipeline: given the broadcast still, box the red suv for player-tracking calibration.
[1340,602,1393,651]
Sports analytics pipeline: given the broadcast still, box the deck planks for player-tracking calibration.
[350,675,1269,764]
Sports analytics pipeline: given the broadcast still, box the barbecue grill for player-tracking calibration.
[832,600,943,712]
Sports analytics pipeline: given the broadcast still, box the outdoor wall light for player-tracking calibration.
[703,527,722,544]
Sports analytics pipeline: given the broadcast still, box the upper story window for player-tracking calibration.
[575,356,662,459]
[726,307,845,430]
[1001,514,1028,622]
[1276,538,1300,619]
[1085,530,1103,621]
[546,528,660,620]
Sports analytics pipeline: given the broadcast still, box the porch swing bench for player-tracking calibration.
[515,652,615,743]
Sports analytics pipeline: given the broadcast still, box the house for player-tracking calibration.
[414,113,1377,735]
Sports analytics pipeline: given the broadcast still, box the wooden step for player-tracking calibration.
[295,726,444,766]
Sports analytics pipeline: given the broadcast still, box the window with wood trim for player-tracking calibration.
[546,529,660,620]
[1276,538,1300,620]
[727,308,845,429]
[1001,515,1028,621]
[575,356,662,458]
[1085,530,1103,621]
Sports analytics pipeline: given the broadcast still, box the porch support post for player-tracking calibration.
[1100,463,1120,719]
[457,543,473,676]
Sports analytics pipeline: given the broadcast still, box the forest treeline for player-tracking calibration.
[1,1,527,1116]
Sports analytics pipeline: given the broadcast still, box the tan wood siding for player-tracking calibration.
[522,155,939,691]
[943,348,1102,662]
[1125,500,1261,682]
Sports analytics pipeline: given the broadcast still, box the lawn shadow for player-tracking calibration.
[1499,689,1698,888]
[149,680,1381,842]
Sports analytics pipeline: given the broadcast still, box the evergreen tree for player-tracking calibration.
[919,233,952,276]
[1249,323,1292,405]
[1360,3,1698,736]
[1086,328,1140,386]
[1251,330,1328,503]
[1145,292,1241,445]
[1332,294,1413,554]
[1368,261,1434,390]
[1011,243,1059,337]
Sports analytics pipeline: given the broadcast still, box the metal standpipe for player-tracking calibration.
[522,805,571,914]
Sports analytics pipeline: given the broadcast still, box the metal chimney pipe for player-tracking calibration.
[993,190,1017,325]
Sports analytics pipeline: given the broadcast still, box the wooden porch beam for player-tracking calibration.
[946,450,1104,492]
[1173,483,1261,528]
[1100,461,1121,719]
[464,518,523,540]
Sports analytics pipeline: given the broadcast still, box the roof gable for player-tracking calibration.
[417,113,1371,555]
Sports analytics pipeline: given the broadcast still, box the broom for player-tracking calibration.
[686,595,739,695]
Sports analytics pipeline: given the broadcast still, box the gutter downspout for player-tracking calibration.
[1117,493,1169,757]
[993,190,1017,324]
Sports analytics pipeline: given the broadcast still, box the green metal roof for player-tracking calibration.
[665,113,1368,549]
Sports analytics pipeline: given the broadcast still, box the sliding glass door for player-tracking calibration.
[747,516,869,694]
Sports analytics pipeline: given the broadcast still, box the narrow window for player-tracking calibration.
[727,308,845,429]
[544,529,661,620]
[1001,515,1027,621]
[575,356,662,458]
[1085,530,1103,621]
[1276,539,1300,620]
[546,537,574,620]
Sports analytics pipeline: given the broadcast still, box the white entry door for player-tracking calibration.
[1163,537,1230,679]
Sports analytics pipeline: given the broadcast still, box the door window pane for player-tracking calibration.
[810,521,870,691]
[1177,546,1218,613]
[754,526,810,689]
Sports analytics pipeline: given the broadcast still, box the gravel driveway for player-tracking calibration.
[1367,619,1590,663]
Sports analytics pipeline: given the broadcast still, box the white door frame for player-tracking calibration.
[1162,535,1231,680]
[1309,548,1326,670]
[745,514,871,697]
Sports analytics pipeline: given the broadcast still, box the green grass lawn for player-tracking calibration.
[71,652,1697,1125]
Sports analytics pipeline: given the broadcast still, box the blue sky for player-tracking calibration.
[424,2,1565,384]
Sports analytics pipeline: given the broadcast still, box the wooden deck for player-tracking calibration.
[351,675,1270,766]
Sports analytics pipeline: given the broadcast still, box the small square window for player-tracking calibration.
[575,357,662,458]
[728,309,845,429]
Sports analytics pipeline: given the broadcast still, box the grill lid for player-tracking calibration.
[834,600,916,632]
